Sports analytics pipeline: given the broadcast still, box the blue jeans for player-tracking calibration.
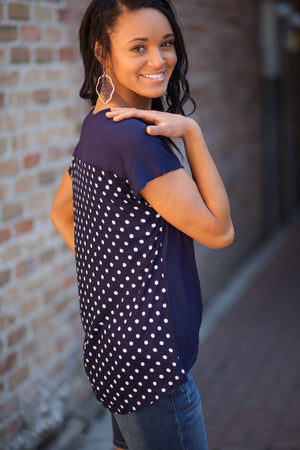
[111,372,208,450]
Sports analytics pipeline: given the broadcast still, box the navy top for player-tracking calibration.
[69,109,202,414]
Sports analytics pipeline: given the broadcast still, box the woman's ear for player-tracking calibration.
[94,40,105,63]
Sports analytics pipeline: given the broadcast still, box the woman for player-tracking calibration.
[50,1,234,449]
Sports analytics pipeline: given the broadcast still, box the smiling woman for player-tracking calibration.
[93,8,178,110]
[50,1,234,449]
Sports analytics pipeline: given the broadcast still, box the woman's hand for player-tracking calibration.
[106,107,199,140]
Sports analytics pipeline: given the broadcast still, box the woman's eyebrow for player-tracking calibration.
[127,33,175,44]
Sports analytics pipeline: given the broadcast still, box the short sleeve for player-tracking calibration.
[120,119,183,195]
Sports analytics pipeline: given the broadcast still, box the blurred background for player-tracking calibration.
[0,0,299,448]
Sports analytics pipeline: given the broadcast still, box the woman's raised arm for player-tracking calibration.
[49,170,75,253]
[106,108,234,249]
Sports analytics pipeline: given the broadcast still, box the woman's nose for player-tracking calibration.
[147,48,165,67]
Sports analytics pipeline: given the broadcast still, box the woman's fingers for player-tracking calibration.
[106,107,155,123]
[106,108,192,139]
[146,125,164,136]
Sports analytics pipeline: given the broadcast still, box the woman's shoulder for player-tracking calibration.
[86,109,149,145]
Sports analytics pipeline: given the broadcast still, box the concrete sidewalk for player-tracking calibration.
[45,214,300,450]
[192,214,300,450]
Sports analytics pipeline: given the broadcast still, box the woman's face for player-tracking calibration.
[105,7,177,109]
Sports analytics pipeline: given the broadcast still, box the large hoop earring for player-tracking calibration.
[96,72,115,105]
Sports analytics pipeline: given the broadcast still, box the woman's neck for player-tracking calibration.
[93,92,151,115]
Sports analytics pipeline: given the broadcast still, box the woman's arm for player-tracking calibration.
[49,170,75,253]
[106,108,234,249]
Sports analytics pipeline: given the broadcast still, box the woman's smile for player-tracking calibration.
[140,72,166,81]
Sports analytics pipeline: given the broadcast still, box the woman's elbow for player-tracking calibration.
[194,221,235,249]
[211,222,235,249]
[218,223,235,248]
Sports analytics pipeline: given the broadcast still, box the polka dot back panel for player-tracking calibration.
[71,157,187,413]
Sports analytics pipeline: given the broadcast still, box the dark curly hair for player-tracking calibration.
[79,0,196,115]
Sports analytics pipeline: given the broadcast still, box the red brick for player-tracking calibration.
[0,71,18,87]
[32,311,50,332]
[0,418,21,443]
[55,87,71,101]
[59,47,76,61]
[11,47,31,64]
[23,110,42,127]
[23,153,41,169]
[0,136,8,154]
[8,3,30,21]
[8,91,29,107]
[23,67,42,84]
[0,227,11,243]
[58,8,73,24]
[0,314,15,332]
[9,366,30,389]
[33,89,51,104]
[12,132,32,151]
[35,5,53,22]
[0,159,19,178]
[46,69,62,82]
[21,25,41,42]
[14,175,35,194]
[39,169,56,185]
[0,25,18,42]
[46,26,63,43]
[40,248,55,264]
[0,353,18,376]
[16,258,35,278]
[0,182,9,199]
[0,113,18,131]
[8,325,27,347]
[2,242,23,263]
[44,284,60,303]
[15,219,33,235]
[0,269,11,287]
[20,298,39,317]
[47,107,65,122]
[35,345,54,366]
[35,47,53,63]
[2,202,23,221]
[0,47,6,64]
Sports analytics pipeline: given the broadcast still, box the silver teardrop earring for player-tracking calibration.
[96,69,115,105]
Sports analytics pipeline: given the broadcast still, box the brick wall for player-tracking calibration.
[0,0,264,448]
[0,1,91,448]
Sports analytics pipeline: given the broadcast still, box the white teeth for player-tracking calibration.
[142,73,164,80]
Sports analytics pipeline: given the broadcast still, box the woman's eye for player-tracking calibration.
[132,46,145,53]
[162,40,175,48]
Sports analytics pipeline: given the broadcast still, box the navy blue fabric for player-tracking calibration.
[73,109,181,195]
[69,109,203,414]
